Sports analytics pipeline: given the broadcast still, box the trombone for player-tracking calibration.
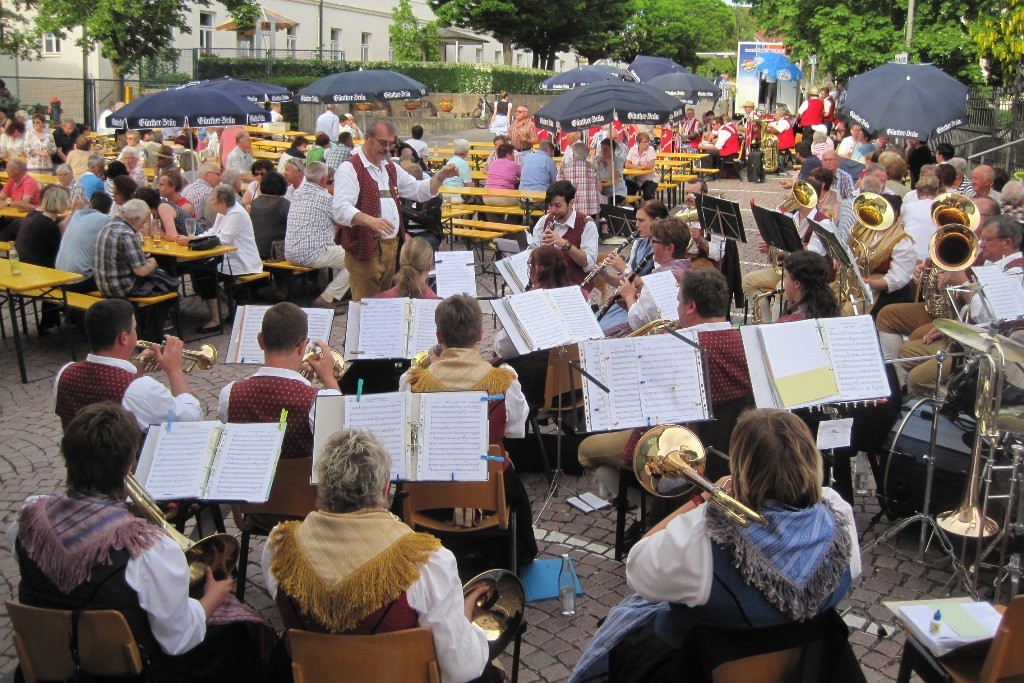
[133,340,217,373]
[632,425,766,526]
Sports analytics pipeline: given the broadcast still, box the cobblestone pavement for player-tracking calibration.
[0,129,962,682]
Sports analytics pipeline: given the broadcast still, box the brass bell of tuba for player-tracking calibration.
[133,340,218,373]
[463,569,525,659]
[931,192,980,232]
[917,222,979,319]
[674,207,699,223]
[779,180,818,214]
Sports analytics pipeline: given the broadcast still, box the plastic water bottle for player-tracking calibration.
[854,453,870,495]
[8,244,20,276]
[558,553,576,616]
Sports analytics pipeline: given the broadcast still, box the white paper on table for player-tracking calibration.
[816,418,854,450]
[640,269,682,321]
[418,392,488,481]
[434,251,477,298]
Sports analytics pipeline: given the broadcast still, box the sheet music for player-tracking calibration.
[342,393,410,481]
[757,320,839,407]
[419,392,488,481]
[409,299,442,354]
[227,305,335,364]
[636,333,708,423]
[820,315,891,401]
[601,340,645,429]
[545,286,605,342]
[505,289,572,351]
[141,421,220,500]
[354,298,408,359]
[740,324,781,410]
[639,270,681,321]
[495,249,533,294]
[973,265,1024,321]
[434,251,477,298]
[579,340,612,431]
[205,423,284,501]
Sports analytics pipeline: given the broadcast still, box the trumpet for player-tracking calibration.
[673,207,699,223]
[299,343,348,382]
[633,425,766,526]
[133,340,217,373]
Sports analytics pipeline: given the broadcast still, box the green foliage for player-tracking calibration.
[567,0,643,65]
[697,58,735,81]
[389,0,440,62]
[615,0,735,66]
[0,0,40,59]
[197,57,551,94]
[971,0,1024,86]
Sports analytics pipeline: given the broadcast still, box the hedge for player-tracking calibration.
[196,56,551,95]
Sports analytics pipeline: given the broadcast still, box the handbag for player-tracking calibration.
[187,234,221,251]
[127,268,179,297]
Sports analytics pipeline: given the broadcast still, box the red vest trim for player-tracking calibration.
[542,211,591,292]
[720,123,740,158]
[337,154,403,260]
[801,99,824,126]
[1004,257,1024,271]
[227,375,319,459]
[55,361,137,430]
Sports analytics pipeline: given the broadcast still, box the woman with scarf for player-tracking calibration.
[11,403,276,682]
[263,428,499,683]
[571,409,861,683]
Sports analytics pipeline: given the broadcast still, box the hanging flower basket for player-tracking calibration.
[404,100,421,111]
[439,97,455,113]
[354,102,372,112]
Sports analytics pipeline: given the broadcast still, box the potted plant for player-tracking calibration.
[354,102,372,112]
[404,99,421,111]
[438,97,455,113]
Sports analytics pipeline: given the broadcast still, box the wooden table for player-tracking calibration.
[438,186,546,202]
[657,152,710,161]
[253,140,292,152]
[0,207,70,219]
[143,238,240,327]
[0,260,83,382]
[0,171,60,185]
[252,150,282,161]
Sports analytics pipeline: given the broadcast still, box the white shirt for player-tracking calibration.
[333,148,437,240]
[836,137,857,159]
[315,110,340,142]
[398,362,529,439]
[527,210,599,271]
[902,200,937,260]
[407,138,429,159]
[262,543,488,683]
[8,506,208,656]
[95,108,116,135]
[626,488,860,606]
[54,354,202,430]
[207,202,263,275]
[284,177,305,202]
[970,251,1024,322]
[872,231,917,292]
[788,210,832,256]
[217,367,340,431]
[686,226,726,261]
[714,127,734,151]
[269,109,284,123]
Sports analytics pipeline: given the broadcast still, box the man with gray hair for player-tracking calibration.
[75,154,107,203]
[441,138,472,203]
[555,141,602,217]
[0,157,41,215]
[92,198,159,300]
[971,163,1001,202]
[226,130,256,183]
[315,103,340,142]
[324,131,355,171]
[519,139,557,192]
[180,161,222,232]
[283,156,305,201]
[287,161,350,309]
[332,118,460,300]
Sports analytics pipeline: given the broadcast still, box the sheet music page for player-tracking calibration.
[640,270,681,321]
[580,340,612,432]
[636,333,709,423]
[820,315,891,401]
[545,286,605,342]
[141,421,220,500]
[354,298,408,359]
[409,299,443,355]
[495,249,532,295]
[419,392,488,481]
[343,392,410,480]
[505,289,572,351]
[757,320,840,407]
[740,325,781,409]
[205,423,285,501]
[973,265,1024,321]
[311,394,344,484]
[227,306,335,364]
[434,251,477,298]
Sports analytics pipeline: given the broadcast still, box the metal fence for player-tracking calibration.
[935,86,1024,170]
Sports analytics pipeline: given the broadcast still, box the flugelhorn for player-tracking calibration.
[632,425,766,526]
[133,340,217,373]
[918,224,979,318]
[300,343,348,382]
[124,474,239,598]
[931,192,980,231]
[779,180,817,214]
[463,569,525,659]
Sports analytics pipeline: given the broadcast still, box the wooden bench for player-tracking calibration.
[450,218,527,235]
[86,291,180,308]
[694,168,720,177]
[21,289,103,311]
[235,271,270,285]
[263,259,316,275]
[449,227,503,241]
[0,240,9,254]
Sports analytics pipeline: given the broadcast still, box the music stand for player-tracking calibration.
[694,193,746,243]
[749,202,803,255]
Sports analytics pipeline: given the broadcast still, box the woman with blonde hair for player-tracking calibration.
[375,236,440,299]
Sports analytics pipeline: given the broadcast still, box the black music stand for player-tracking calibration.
[750,203,803,254]
[695,193,746,243]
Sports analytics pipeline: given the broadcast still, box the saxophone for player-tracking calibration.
[759,118,779,173]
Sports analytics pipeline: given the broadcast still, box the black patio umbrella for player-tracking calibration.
[534,80,685,133]
[646,71,721,105]
[844,62,968,139]
[540,65,635,91]
[107,86,270,129]
[627,55,689,83]
[181,76,292,103]
[297,69,428,104]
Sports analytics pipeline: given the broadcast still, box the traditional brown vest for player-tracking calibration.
[541,211,591,292]
[55,361,137,430]
[227,375,319,459]
[337,154,403,260]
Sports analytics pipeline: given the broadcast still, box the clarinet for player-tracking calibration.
[580,233,637,289]
[596,252,655,320]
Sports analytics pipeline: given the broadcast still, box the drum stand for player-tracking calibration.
[970,443,1024,602]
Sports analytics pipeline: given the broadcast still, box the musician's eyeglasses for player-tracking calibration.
[979,235,1009,243]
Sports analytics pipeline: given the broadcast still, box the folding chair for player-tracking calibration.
[289,627,441,683]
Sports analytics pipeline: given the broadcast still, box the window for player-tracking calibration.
[558,60,564,72]
[361,32,370,61]
[286,27,297,55]
[237,36,254,57]
[476,47,483,63]
[494,50,501,64]
[199,12,214,54]
[388,40,393,61]
[329,29,342,59]
[42,32,61,56]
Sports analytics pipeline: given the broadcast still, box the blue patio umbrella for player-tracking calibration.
[181,76,292,103]
[540,65,635,91]
[627,56,689,83]
[107,86,270,129]
[756,53,803,81]
[297,69,428,104]
[844,62,968,139]
[646,72,721,105]
[534,80,684,133]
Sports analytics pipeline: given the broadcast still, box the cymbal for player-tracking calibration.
[997,407,1024,434]
[933,319,1024,364]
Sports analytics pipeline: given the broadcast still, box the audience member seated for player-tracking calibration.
[250,170,290,261]
[556,142,602,220]
[181,162,221,233]
[483,143,520,214]
[56,192,113,294]
[597,138,627,205]
[0,158,41,239]
[242,158,276,210]
[625,132,660,201]
[519,140,558,193]
[442,138,473,204]
[66,134,93,180]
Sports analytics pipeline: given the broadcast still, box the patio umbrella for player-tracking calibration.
[627,55,689,83]
[540,65,635,91]
[646,72,721,105]
[107,86,270,129]
[181,76,292,103]
[297,69,428,104]
[756,53,803,81]
[533,80,685,132]
[843,62,968,139]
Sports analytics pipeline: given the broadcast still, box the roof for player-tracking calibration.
[216,7,299,34]
[437,27,487,44]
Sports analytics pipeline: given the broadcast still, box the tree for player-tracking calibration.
[34,0,260,95]
[971,0,1024,86]
[614,0,735,67]
[390,0,440,62]
[566,0,642,66]
[0,0,40,59]
[429,0,519,65]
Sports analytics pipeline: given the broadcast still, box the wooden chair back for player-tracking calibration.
[979,595,1024,683]
[232,456,317,526]
[6,600,144,683]
[540,344,584,414]
[401,451,508,528]
[711,647,803,683]
[289,627,441,683]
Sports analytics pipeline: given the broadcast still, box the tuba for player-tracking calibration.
[848,192,898,277]
[931,192,980,232]
[759,118,779,173]
[124,474,239,598]
[919,223,979,319]
[633,425,765,526]
[779,180,818,214]
[626,318,679,337]
[133,340,217,373]
[463,569,525,659]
